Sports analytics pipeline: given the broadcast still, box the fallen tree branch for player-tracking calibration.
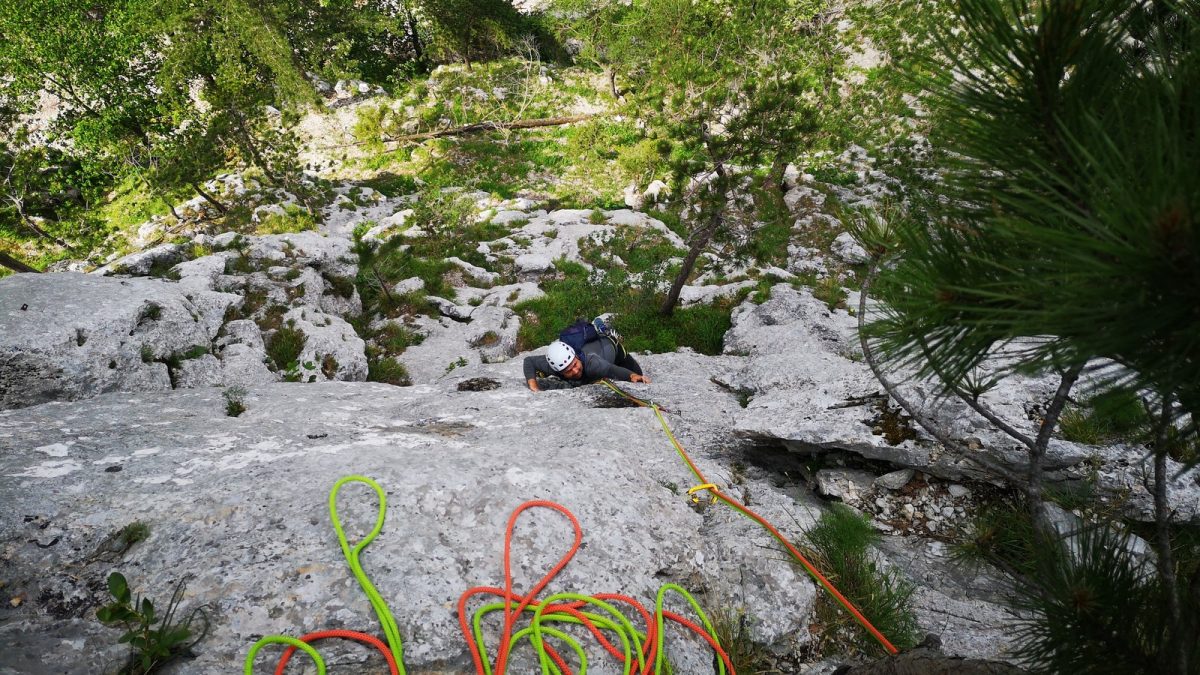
[320,114,597,150]
[386,114,594,143]
[0,251,40,273]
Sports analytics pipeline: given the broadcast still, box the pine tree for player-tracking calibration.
[859,2,1199,672]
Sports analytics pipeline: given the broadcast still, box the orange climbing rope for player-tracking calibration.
[273,630,399,675]
[601,379,901,655]
[457,498,738,675]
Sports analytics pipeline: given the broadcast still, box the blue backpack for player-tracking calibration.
[557,318,600,356]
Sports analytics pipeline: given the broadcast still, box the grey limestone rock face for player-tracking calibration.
[721,285,1200,522]
[95,243,187,277]
[831,232,869,264]
[467,306,521,364]
[679,280,756,307]
[172,353,224,388]
[281,308,368,382]
[0,359,817,674]
[0,273,236,410]
[454,281,544,308]
[217,343,278,387]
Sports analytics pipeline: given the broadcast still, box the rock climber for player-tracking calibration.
[523,334,649,391]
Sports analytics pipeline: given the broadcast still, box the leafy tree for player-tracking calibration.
[858,2,1198,672]
[557,0,836,315]
[418,0,528,69]
[0,0,165,164]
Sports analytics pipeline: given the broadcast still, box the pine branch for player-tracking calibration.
[858,261,1021,483]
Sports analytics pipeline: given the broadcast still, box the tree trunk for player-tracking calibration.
[405,5,426,72]
[659,203,723,316]
[386,115,593,143]
[1027,363,1083,516]
[5,192,75,251]
[0,251,40,273]
[608,69,621,99]
[16,212,76,252]
[190,181,227,214]
[1152,396,1187,675]
[660,127,729,316]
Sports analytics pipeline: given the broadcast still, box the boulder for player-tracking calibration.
[392,276,426,296]
[515,253,555,275]
[0,273,236,409]
[454,282,544,308]
[815,468,878,500]
[466,306,521,364]
[172,254,232,293]
[876,468,915,491]
[723,286,1200,522]
[831,232,869,264]
[679,280,756,307]
[173,353,223,388]
[280,308,367,382]
[446,256,499,286]
[218,344,278,387]
[96,243,187,277]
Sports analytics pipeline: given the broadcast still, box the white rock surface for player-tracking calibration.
[831,232,869,264]
[280,308,368,382]
[95,243,187,277]
[0,274,236,409]
[0,357,820,673]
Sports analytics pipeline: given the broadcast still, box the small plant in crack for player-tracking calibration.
[223,386,247,417]
[95,572,209,675]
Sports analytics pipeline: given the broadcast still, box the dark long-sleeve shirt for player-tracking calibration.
[523,337,636,389]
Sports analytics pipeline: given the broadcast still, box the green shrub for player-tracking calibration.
[352,220,376,242]
[513,264,732,355]
[1060,388,1152,445]
[324,274,357,299]
[709,608,774,674]
[256,208,317,235]
[358,173,419,198]
[375,322,425,355]
[222,386,247,417]
[812,276,847,311]
[368,357,411,386]
[616,138,667,183]
[266,324,306,371]
[321,354,339,379]
[179,345,208,360]
[96,572,208,675]
[1011,525,1200,674]
[803,504,920,657]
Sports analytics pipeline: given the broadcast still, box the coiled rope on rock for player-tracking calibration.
[244,477,736,674]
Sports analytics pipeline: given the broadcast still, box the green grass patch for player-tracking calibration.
[266,323,307,371]
[578,227,686,275]
[1059,388,1152,446]
[357,172,419,198]
[256,206,317,235]
[368,357,412,386]
[375,321,426,355]
[513,263,731,355]
[803,504,920,657]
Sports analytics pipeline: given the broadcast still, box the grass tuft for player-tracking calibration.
[266,323,307,371]
[368,357,411,386]
[802,504,920,657]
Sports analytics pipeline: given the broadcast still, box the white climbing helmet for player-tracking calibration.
[546,340,576,372]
